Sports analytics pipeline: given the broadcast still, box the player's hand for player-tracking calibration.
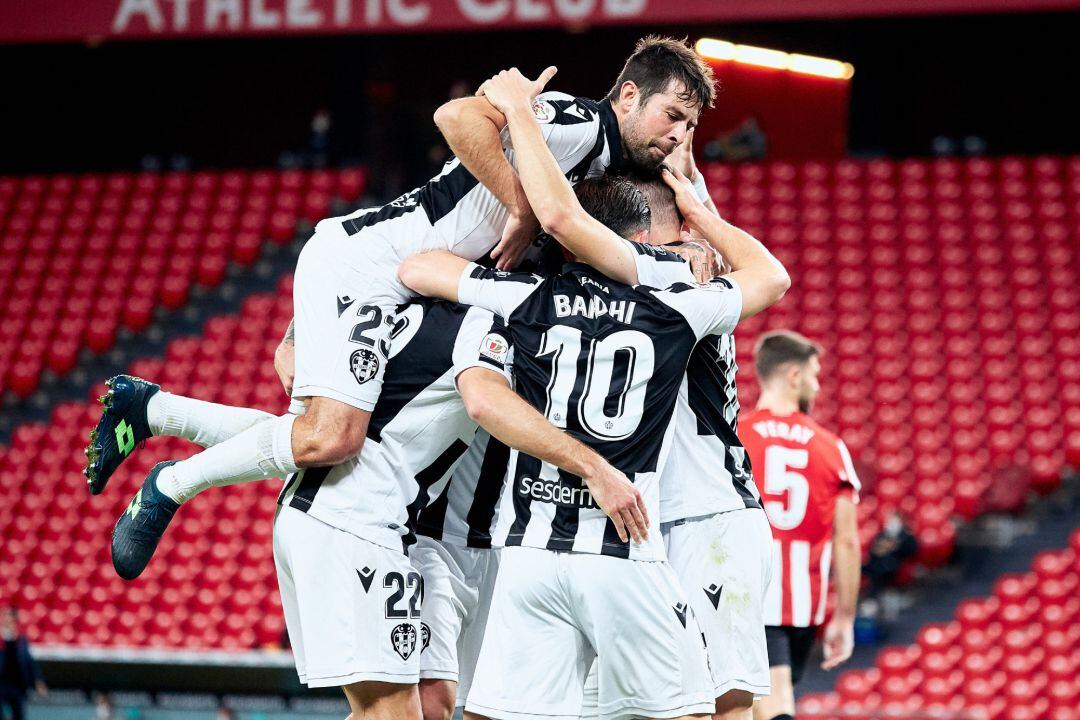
[660,163,709,231]
[583,461,649,544]
[820,617,855,670]
[668,128,699,182]
[477,66,558,116]
[490,211,540,270]
[274,338,295,397]
[665,235,721,283]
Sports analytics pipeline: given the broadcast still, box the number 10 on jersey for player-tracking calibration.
[538,326,655,442]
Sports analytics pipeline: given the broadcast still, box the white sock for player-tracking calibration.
[155,414,299,504]
[147,392,275,448]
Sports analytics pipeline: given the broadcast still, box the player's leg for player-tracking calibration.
[757,626,815,720]
[465,547,592,720]
[713,690,754,720]
[454,545,500,711]
[111,219,393,578]
[573,554,714,720]
[85,374,277,493]
[276,507,423,718]
[342,681,422,720]
[419,680,456,720]
[665,511,774,720]
[751,665,794,720]
[411,537,468,720]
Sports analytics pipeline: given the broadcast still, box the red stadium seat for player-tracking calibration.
[0,168,365,397]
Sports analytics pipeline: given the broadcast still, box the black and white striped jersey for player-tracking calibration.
[416,429,511,549]
[457,260,744,561]
[278,299,512,553]
[325,91,624,263]
[629,244,763,522]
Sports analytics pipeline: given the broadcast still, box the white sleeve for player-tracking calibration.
[625,240,696,287]
[503,91,604,175]
[652,276,744,340]
[456,262,543,320]
[836,439,862,500]
[452,307,513,384]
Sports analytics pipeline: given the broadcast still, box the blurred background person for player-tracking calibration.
[0,607,46,720]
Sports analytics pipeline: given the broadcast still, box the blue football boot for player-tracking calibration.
[111,461,180,581]
[85,375,160,495]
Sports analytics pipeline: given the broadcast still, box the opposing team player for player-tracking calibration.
[397,68,788,720]
[90,39,716,589]
[740,332,861,720]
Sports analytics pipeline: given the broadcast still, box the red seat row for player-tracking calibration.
[0,155,1075,652]
[798,528,1080,720]
[0,168,366,398]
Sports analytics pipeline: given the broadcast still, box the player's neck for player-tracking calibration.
[756,390,800,417]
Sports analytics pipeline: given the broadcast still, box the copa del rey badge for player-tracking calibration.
[480,333,509,364]
[532,99,556,124]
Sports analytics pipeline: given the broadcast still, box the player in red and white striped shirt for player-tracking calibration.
[739,331,860,720]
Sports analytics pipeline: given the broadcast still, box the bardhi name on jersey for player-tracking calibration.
[458,260,743,561]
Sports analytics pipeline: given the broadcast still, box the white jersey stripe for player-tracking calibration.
[815,540,833,626]
[790,540,812,627]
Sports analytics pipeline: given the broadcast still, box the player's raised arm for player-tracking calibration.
[661,164,790,319]
[477,69,640,285]
[434,96,529,221]
[456,367,648,544]
[434,68,557,269]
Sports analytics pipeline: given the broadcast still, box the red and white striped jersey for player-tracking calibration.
[740,409,860,628]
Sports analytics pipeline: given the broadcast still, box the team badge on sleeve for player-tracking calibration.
[350,348,380,384]
[391,622,417,660]
[532,99,556,124]
[480,333,509,364]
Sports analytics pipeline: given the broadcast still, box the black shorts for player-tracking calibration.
[764,625,819,685]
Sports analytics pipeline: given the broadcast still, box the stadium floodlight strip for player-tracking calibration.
[695,38,855,80]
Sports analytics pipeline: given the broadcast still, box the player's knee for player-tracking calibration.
[419,679,455,720]
[713,689,753,720]
[292,401,369,466]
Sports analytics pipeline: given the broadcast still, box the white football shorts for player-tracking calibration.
[291,218,410,413]
[663,508,774,698]
[273,506,421,687]
[410,536,500,706]
[466,546,714,720]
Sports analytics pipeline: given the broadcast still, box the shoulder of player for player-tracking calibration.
[533,92,603,127]
[468,264,544,285]
[798,413,839,444]
[626,240,688,264]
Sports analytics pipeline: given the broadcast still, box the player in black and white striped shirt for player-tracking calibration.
[98,40,716,623]
[399,69,789,720]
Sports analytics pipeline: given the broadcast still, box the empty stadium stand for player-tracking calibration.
[0,168,366,398]
[0,155,1075,658]
[798,527,1080,720]
[713,155,1079,566]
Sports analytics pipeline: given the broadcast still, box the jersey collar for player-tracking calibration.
[598,100,625,174]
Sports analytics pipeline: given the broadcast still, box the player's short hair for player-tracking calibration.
[573,175,651,240]
[605,36,717,111]
[626,175,682,239]
[754,330,823,382]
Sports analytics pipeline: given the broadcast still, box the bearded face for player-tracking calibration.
[618,81,700,172]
